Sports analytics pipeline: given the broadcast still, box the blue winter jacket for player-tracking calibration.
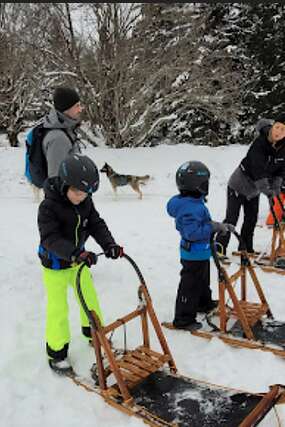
[167,195,213,260]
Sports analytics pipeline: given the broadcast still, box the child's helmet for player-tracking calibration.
[176,161,210,194]
[59,154,99,193]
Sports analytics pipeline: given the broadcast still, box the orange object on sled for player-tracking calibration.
[266,193,285,225]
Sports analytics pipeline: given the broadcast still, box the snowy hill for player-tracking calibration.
[1,141,285,426]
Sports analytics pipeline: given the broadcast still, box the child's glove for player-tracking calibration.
[105,244,124,259]
[225,223,236,233]
[76,251,98,267]
[211,221,235,235]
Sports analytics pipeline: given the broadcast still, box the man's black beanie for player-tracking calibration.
[53,87,80,113]
[275,112,285,124]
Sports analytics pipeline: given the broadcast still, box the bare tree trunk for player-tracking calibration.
[84,3,140,147]
[6,129,19,147]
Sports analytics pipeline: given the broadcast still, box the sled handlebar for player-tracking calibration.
[76,252,147,330]
[211,230,247,276]
[268,195,285,230]
[276,194,285,213]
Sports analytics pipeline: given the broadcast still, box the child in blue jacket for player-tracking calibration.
[167,161,233,331]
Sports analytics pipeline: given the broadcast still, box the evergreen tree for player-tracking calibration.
[198,3,285,142]
[243,4,285,123]
[129,3,244,146]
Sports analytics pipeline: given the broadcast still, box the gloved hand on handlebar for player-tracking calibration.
[105,244,124,259]
[211,221,235,235]
[75,251,98,267]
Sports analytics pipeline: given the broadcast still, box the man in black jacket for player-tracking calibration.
[38,154,123,374]
[216,113,285,257]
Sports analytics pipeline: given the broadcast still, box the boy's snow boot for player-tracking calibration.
[49,357,74,375]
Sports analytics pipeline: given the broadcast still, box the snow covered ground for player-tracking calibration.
[1,138,285,426]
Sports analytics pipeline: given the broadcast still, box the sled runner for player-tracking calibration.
[74,252,284,426]
[186,232,285,359]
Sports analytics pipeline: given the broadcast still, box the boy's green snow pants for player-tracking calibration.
[42,264,103,358]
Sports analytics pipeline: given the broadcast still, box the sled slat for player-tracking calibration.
[118,360,151,379]
[129,350,162,368]
[231,302,269,327]
[139,346,170,362]
[124,354,157,373]
[114,345,171,386]
[120,369,142,384]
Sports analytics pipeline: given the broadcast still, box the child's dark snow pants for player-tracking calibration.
[174,259,211,327]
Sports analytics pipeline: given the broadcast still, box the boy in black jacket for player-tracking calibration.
[216,113,285,257]
[37,154,123,374]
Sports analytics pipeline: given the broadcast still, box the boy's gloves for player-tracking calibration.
[105,244,124,259]
[211,221,235,235]
[226,223,236,233]
[76,251,98,267]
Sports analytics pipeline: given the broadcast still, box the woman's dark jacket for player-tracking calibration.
[228,126,285,199]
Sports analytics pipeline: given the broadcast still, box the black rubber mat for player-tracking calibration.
[131,370,263,426]
[230,319,285,348]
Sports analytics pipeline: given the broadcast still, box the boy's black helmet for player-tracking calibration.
[176,161,210,194]
[59,154,99,193]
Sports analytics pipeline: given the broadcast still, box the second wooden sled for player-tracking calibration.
[193,232,285,359]
[76,252,284,427]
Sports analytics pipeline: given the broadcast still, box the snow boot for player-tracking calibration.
[49,358,74,375]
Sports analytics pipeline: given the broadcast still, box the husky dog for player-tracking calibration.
[100,162,150,199]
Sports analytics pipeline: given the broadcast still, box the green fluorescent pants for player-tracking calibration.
[42,264,103,354]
